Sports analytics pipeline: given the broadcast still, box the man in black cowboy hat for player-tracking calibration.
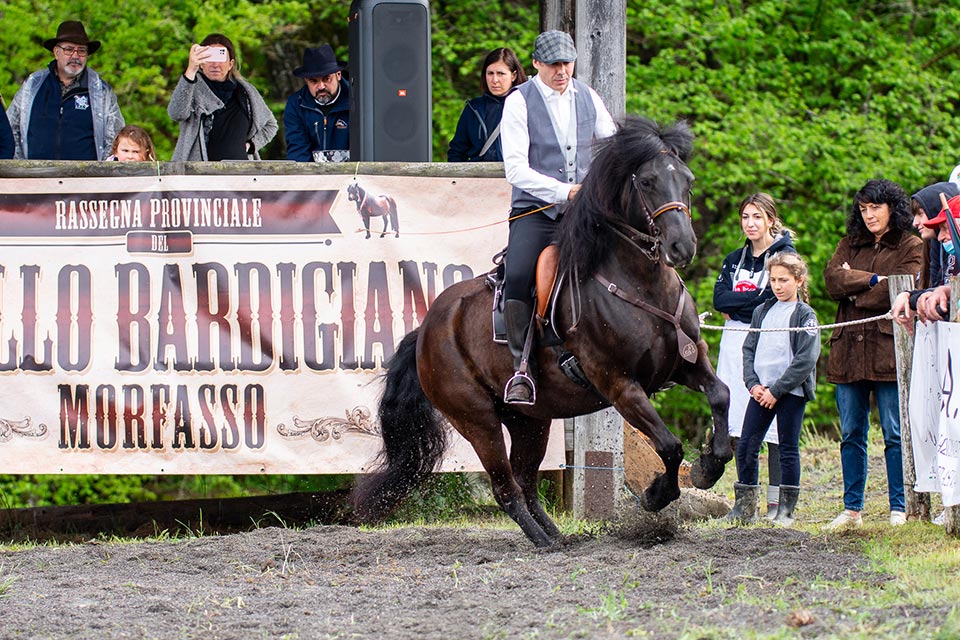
[283,44,351,162]
[6,20,125,160]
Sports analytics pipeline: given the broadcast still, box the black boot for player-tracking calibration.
[503,299,536,405]
[724,482,760,525]
[772,485,800,527]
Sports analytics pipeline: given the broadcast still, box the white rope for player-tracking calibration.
[699,311,894,333]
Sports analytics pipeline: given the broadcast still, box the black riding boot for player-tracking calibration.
[724,482,760,525]
[503,299,536,405]
[772,485,800,527]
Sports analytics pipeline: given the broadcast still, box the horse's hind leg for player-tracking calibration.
[610,383,683,511]
[452,415,555,547]
[502,413,561,542]
[672,339,733,489]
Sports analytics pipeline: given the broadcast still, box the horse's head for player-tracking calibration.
[347,183,360,202]
[628,147,696,268]
[556,117,698,278]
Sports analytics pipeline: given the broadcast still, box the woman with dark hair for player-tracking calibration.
[447,47,526,162]
[168,33,277,161]
[714,192,796,518]
[823,178,922,529]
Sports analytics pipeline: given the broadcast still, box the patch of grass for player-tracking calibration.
[0,564,16,598]
[578,588,630,622]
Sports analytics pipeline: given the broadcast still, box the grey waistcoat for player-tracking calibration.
[511,78,597,219]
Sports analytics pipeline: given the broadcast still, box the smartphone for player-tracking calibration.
[206,46,228,63]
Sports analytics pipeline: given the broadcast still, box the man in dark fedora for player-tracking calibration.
[7,20,124,160]
[283,44,351,162]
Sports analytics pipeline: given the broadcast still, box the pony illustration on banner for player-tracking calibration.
[346,182,400,239]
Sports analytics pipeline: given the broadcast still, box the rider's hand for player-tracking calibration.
[567,184,582,201]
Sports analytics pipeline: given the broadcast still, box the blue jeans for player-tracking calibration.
[836,381,904,512]
[737,394,805,486]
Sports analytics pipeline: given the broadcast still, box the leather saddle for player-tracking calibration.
[486,246,592,389]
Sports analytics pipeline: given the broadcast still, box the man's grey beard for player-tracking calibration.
[314,93,333,106]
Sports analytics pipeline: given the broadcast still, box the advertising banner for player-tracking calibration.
[909,321,960,505]
[0,174,565,474]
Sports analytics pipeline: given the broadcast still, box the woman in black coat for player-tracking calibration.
[447,48,526,162]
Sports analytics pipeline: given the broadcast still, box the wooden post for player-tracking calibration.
[947,278,960,536]
[888,275,930,521]
[540,0,574,34]
[570,411,625,518]
[576,0,627,117]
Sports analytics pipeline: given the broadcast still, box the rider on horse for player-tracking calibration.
[499,30,616,404]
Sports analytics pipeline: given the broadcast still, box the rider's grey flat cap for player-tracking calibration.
[532,30,577,64]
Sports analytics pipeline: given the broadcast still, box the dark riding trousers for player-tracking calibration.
[503,207,559,301]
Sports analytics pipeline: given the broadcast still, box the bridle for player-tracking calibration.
[586,150,699,363]
[609,150,692,263]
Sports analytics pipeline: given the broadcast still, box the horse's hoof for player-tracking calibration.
[689,454,728,489]
[640,474,681,512]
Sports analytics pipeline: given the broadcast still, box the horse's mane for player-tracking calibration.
[556,116,693,278]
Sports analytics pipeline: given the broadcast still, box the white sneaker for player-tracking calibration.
[824,510,863,530]
[933,511,945,526]
[889,511,907,526]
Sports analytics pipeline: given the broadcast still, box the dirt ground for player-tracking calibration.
[0,502,944,640]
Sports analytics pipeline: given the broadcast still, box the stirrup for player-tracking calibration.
[504,371,536,405]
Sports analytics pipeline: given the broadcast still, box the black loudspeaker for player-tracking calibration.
[348,0,432,161]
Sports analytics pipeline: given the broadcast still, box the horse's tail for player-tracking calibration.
[387,197,400,233]
[351,328,446,522]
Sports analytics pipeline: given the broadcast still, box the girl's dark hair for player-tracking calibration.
[479,47,527,94]
[847,178,913,242]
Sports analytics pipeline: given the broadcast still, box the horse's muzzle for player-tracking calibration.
[662,239,697,268]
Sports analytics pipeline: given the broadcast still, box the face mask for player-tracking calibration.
[944,240,956,256]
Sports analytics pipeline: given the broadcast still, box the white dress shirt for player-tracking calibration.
[501,74,617,204]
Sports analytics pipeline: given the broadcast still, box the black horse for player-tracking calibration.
[346,182,400,239]
[352,116,732,547]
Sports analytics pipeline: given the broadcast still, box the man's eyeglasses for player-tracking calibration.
[57,45,89,57]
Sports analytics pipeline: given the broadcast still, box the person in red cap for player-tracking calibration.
[6,20,125,160]
[894,194,960,327]
[892,186,960,330]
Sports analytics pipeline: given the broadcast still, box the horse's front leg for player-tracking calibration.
[380,214,388,238]
[609,380,683,512]
[362,213,371,239]
[672,339,732,489]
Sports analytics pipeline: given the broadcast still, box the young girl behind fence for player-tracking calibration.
[726,252,820,526]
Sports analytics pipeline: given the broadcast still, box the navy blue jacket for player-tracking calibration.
[713,231,796,323]
[447,92,508,162]
[27,63,98,160]
[0,105,12,159]
[283,80,350,162]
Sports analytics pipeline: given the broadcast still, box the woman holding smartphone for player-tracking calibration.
[167,33,277,161]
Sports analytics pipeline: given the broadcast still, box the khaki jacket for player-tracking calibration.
[824,228,922,383]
